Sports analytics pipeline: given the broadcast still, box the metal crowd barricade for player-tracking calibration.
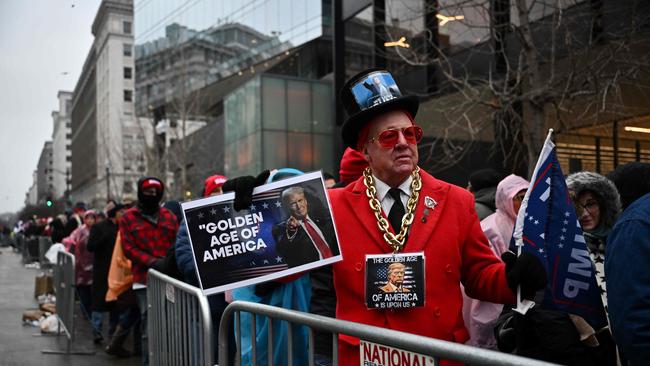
[42,250,94,355]
[14,233,25,257]
[38,236,54,268]
[14,233,25,253]
[219,301,558,366]
[23,236,39,264]
[147,269,214,366]
[0,232,9,246]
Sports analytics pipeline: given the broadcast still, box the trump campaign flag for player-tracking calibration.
[511,130,608,329]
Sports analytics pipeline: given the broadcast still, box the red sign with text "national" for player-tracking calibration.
[360,341,435,366]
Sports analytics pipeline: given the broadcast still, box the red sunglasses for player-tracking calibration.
[367,125,423,148]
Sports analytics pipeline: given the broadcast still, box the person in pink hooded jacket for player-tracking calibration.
[462,174,529,349]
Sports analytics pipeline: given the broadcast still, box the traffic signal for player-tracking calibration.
[46,196,53,207]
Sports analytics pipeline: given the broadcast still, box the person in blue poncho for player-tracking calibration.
[232,168,312,366]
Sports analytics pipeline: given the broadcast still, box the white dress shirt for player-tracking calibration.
[372,175,412,216]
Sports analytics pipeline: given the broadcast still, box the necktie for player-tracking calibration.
[303,220,333,259]
[387,188,405,234]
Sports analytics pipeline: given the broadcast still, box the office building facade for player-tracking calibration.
[70,0,148,206]
[51,91,73,200]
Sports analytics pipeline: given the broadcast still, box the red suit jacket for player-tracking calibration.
[329,169,516,365]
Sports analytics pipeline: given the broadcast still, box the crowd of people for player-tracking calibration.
[6,67,650,366]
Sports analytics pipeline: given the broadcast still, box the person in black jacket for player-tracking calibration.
[63,202,86,237]
[87,204,125,344]
[49,214,67,244]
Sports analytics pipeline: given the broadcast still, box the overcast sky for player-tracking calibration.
[0,0,100,214]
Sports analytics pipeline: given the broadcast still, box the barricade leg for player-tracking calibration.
[42,251,94,355]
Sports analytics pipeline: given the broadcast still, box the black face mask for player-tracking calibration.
[138,194,162,214]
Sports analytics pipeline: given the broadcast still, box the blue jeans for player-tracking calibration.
[91,310,119,338]
[135,288,148,366]
[118,306,141,331]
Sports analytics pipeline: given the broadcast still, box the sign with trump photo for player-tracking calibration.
[365,253,425,309]
[181,171,342,295]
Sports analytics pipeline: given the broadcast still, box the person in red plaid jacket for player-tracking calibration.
[120,177,179,365]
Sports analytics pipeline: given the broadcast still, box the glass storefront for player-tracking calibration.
[134,0,323,113]
[224,74,333,177]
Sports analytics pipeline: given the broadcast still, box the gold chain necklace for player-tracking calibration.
[363,167,422,253]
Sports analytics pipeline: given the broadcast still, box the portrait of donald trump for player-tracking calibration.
[272,186,338,268]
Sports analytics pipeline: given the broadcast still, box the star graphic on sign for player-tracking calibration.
[411,302,416,307]
[558,243,564,248]
[539,248,545,254]
[197,212,204,219]
[223,206,230,213]
[274,200,282,208]
[275,256,283,263]
[563,220,569,225]
[263,259,269,264]
[534,220,539,225]
[210,208,217,215]
[560,235,565,241]
[562,228,567,233]
[262,202,269,209]
[250,204,256,211]
[565,211,570,217]
[528,216,534,222]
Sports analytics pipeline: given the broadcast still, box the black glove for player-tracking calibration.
[222,170,270,211]
[150,257,166,272]
[501,251,547,300]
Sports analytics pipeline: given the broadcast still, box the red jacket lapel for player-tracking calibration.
[341,178,392,253]
[403,170,450,253]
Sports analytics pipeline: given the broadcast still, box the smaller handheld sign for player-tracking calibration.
[365,252,425,309]
[360,340,435,366]
[182,171,342,295]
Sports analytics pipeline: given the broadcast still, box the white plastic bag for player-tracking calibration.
[40,314,62,334]
[44,243,65,264]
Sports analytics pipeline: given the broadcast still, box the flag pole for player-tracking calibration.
[513,128,554,314]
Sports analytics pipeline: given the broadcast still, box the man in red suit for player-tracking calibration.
[328,68,546,365]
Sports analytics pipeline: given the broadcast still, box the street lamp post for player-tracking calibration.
[106,166,111,201]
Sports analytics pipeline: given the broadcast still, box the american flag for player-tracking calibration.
[511,130,608,329]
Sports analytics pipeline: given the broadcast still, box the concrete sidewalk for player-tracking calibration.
[0,247,140,366]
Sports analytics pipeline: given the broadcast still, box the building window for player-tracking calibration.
[123,43,132,57]
[124,67,132,79]
[123,21,132,34]
[66,156,71,162]
[124,90,133,102]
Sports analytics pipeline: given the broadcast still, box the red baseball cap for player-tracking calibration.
[141,178,163,191]
[204,175,228,197]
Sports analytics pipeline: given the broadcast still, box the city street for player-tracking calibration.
[0,247,139,366]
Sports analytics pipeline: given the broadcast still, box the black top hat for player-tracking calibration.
[340,68,419,149]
